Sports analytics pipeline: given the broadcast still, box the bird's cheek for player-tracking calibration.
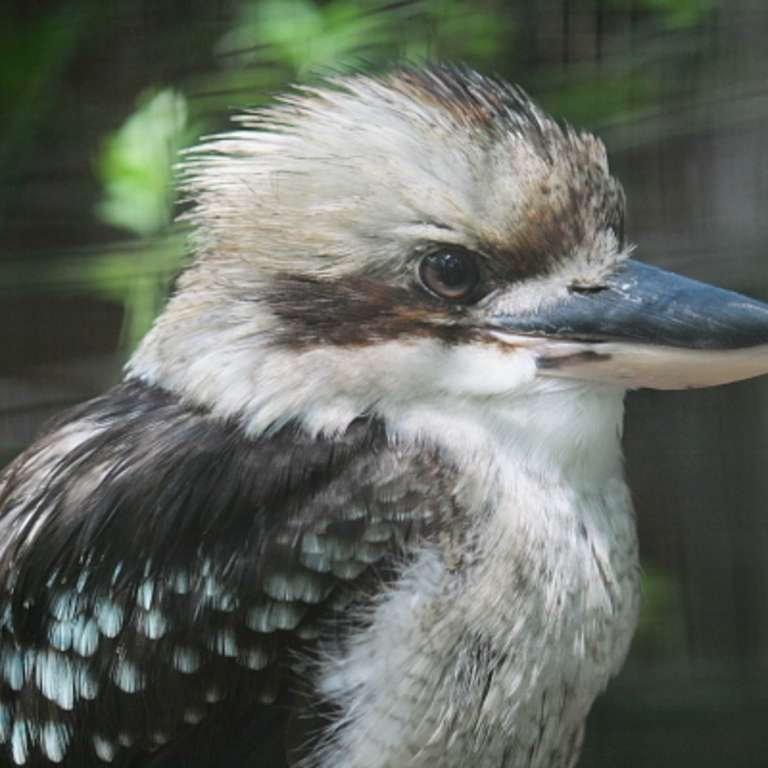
[436,344,538,396]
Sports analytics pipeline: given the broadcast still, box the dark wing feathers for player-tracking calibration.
[0,381,455,767]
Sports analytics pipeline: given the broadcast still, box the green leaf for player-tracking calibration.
[96,89,189,237]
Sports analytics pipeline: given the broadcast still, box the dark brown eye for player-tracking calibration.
[419,249,481,301]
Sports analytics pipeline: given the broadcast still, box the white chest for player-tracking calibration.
[313,392,641,768]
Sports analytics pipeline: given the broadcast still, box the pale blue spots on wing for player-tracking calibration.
[2,649,26,692]
[299,551,333,573]
[0,601,12,630]
[117,732,134,748]
[75,568,90,594]
[238,646,270,671]
[200,571,239,610]
[300,533,355,560]
[209,590,238,612]
[245,602,304,632]
[49,592,81,622]
[0,702,11,742]
[150,731,169,746]
[362,522,393,543]
[183,707,205,725]
[72,616,99,657]
[172,646,202,674]
[92,733,117,762]
[137,580,154,611]
[208,628,238,657]
[44,568,61,589]
[94,598,124,639]
[300,533,324,555]
[75,665,99,701]
[34,651,75,710]
[10,719,31,766]
[48,621,73,652]
[109,562,124,586]
[139,608,169,640]
[40,721,70,763]
[111,659,145,694]
[331,559,367,580]
[256,688,278,705]
[351,541,386,564]
[263,573,301,602]
[263,572,331,603]
[170,570,190,595]
[203,574,223,599]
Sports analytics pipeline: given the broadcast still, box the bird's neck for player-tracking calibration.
[383,384,640,679]
[381,382,627,491]
[317,386,640,768]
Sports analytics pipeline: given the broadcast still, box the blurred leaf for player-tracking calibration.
[647,0,715,28]
[632,564,688,662]
[218,0,384,75]
[96,89,190,237]
[604,0,715,28]
[539,74,657,125]
[1,235,186,352]
[91,89,199,348]
[75,235,187,347]
[214,0,514,86]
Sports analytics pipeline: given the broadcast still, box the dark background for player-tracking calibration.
[2,1,768,765]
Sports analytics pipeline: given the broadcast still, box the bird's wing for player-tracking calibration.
[0,381,456,767]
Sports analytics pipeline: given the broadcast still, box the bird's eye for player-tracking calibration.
[419,249,481,302]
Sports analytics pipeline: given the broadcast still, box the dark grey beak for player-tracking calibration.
[490,260,768,390]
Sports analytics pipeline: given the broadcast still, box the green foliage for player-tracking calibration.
[90,90,193,346]
[76,236,187,348]
[215,0,514,81]
[1,237,186,350]
[648,0,715,28]
[219,0,368,75]
[96,89,191,237]
[632,564,688,662]
[604,0,715,28]
[539,74,657,126]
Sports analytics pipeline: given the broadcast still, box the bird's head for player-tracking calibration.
[128,66,768,440]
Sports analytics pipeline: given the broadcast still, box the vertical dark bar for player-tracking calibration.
[629,0,640,50]
[520,0,540,73]
[595,0,604,62]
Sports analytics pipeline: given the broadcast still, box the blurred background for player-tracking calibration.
[2,0,768,765]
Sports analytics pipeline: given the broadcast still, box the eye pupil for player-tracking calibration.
[437,253,468,286]
[419,249,480,301]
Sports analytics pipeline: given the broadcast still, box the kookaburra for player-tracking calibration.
[2,66,768,768]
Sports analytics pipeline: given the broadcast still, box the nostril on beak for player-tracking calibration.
[569,283,608,295]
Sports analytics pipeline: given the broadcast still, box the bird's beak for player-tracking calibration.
[490,259,768,390]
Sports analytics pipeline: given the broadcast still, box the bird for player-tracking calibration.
[2,65,768,768]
